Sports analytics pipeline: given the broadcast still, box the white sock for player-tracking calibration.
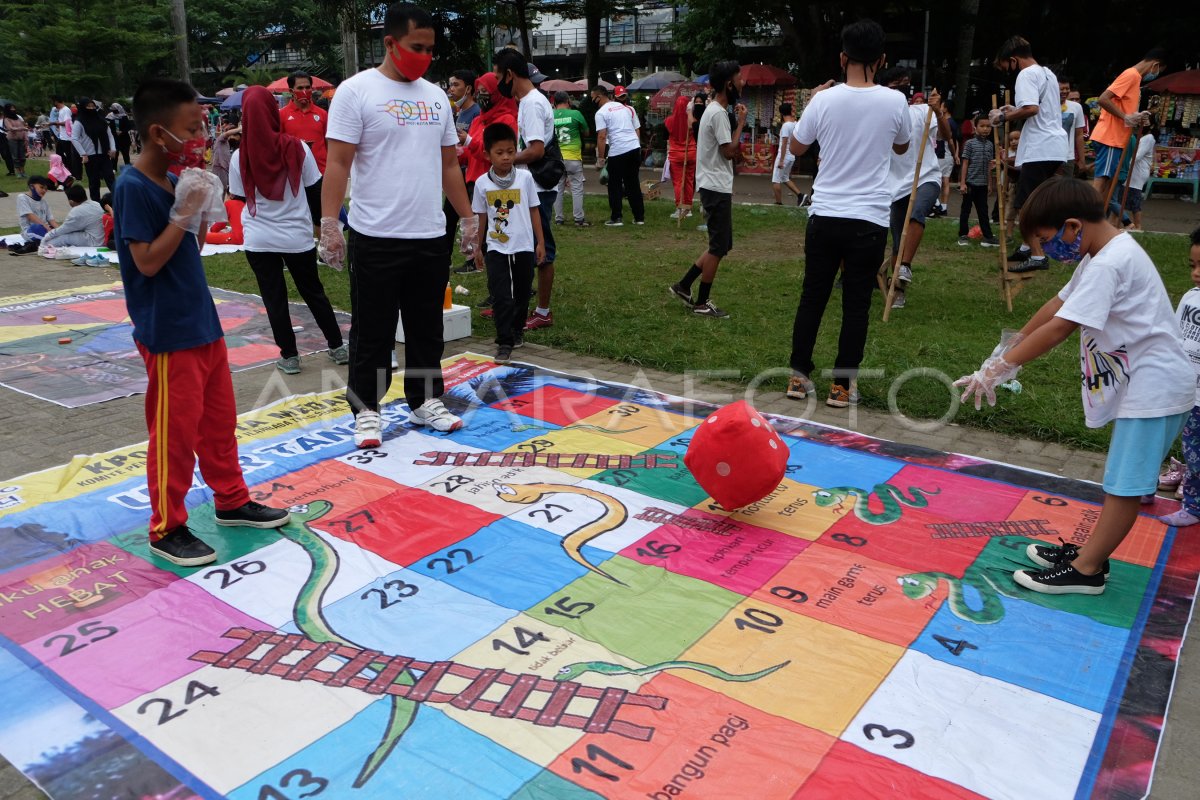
[535,306,550,316]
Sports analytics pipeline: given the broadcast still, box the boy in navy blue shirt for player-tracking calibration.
[115,78,290,567]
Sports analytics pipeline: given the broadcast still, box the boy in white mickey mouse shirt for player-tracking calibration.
[472,122,545,365]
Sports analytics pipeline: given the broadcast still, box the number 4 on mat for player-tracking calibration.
[932,634,978,657]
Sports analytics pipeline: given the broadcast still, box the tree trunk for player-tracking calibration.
[953,0,979,119]
[584,0,602,88]
[340,11,359,77]
[514,0,533,58]
[170,0,189,81]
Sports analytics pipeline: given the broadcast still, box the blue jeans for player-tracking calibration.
[537,190,557,264]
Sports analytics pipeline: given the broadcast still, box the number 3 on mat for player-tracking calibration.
[863,723,915,749]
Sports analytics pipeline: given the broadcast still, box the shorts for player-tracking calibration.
[1123,186,1144,213]
[889,181,940,248]
[1093,142,1124,180]
[771,158,795,185]
[699,188,733,258]
[1103,413,1188,496]
[1012,160,1063,211]
[938,153,954,178]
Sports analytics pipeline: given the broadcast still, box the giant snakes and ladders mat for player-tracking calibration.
[0,284,349,408]
[0,354,1196,800]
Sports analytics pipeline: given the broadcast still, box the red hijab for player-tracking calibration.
[238,86,307,216]
[665,95,693,144]
[465,73,518,184]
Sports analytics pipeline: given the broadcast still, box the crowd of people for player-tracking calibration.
[3,4,1195,600]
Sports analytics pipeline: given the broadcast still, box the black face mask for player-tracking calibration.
[692,103,705,120]
[497,75,515,98]
[228,139,240,151]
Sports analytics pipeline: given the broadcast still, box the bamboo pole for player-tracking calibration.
[883,103,936,322]
[1115,125,1144,227]
[678,118,690,229]
[994,92,1014,311]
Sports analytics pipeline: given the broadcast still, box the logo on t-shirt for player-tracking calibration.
[379,99,443,126]
[1080,334,1130,408]
[486,188,521,244]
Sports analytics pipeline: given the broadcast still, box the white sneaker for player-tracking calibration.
[410,397,464,433]
[898,264,913,286]
[390,352,399,371]
[353,410,383,448]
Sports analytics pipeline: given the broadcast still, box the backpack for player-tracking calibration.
[529,134,565,190]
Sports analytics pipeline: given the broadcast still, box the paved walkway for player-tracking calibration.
[0,259,1198,799]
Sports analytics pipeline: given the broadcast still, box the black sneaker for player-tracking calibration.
[1013,563,1105,595]
[692,301,729,318]
[495,345,513,364]
[476,295,493,310]
[1025,538,1110,579]
[453,262,482,274]
[574,219,591,228]
[215,501,291,529]
[1009,256,1049,274]
[796,193,808,206]
[150,526,217,567]
[1007,247,1031,263]
[9,241,38,256]
[513,331,525,348]
[668,283,694,308]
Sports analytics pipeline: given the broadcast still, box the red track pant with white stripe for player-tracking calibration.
[139,339,251,541]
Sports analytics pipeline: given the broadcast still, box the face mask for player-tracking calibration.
[477,93,492,111]
[1043,224,1083,263]
[293,89,313,104]
[1144,71,1159,83]
[497,75,515,98]
[388,43,432,81]
[161,126,207,169]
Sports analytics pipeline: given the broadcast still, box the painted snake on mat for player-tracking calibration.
[555,658,790,682]
[280,500,417,788]
[812,483,940,524]
[897,565,1024,625]
[495,482,629,584]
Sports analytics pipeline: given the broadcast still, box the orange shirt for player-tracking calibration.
[1090,67,1141,148]
[279,102,328,173]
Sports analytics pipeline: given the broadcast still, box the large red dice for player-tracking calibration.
[684,400,788,510]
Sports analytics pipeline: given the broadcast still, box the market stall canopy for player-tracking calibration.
[738,64,797,87]
[648,81,708,114]
[627,71,687,92]
[265,75,333,92]
[573,78,613,91]
[540,79,581,93]
[215,87,237,97]
[1147,70,1200,95]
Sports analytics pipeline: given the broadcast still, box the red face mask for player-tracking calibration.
[293,89,313,105]
[161,127,207,169]
[388,42,433,81]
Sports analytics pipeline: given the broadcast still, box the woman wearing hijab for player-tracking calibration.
[458,72,517,287]
[107,103,134,168]
[665,92,703,220]
[3,105,28,178]
[70,97,117,201]
[228,86,346,375]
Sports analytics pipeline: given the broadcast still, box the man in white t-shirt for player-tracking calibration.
[50,97,79,178]
[1059,79,1088,177]
[494,49,559,333]
[668,60,746,319]
[771,103,804,205]
[787,19,910,409]
[319,2,477,446]
[592,84,644,226]
[880,68,953,310]
[989,35,1067,272]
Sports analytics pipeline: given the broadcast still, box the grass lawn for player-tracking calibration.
[9,166,1190,453]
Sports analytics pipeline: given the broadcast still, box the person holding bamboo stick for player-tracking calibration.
[1091,48,1166,202]
[665,92,702,220]
[880,68,952,310]
[989,36,1067,274]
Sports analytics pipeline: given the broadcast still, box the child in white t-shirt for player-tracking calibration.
[1158,227,1200,527]
[472,122,545,364]
[957,177,1194,595]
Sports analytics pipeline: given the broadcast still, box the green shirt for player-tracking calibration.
[553,108,588,161]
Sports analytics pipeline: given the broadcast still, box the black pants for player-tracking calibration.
[958,184,993,238]
[486,250,535,346]
[116,134,133,167]
[82,153,116,201]
[789,215,888,389]
[59,140,81,178]
[0,138,12,174]
[606,148,644,223]
[345,232,447,414]
[245,248,343,359]
[441,176,473,266]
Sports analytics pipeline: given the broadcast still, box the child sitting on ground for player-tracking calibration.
[40,184,106,247]
[471,122,545,365]
[8,176,57,254]
[99,192,114,249]
[47,153,74,191]
[1157,227,1200,527]
[115,77,290,567]
[957,177,1194,595]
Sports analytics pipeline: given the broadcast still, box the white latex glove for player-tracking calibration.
[169,169,214,234]
[1123,111,1151,128]
[954,355,1021,411]
[201,171,227,221]
[318,216,345,270]
[988,329,1025,360]
[988,105,1017,126]
[459,216,479,256]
